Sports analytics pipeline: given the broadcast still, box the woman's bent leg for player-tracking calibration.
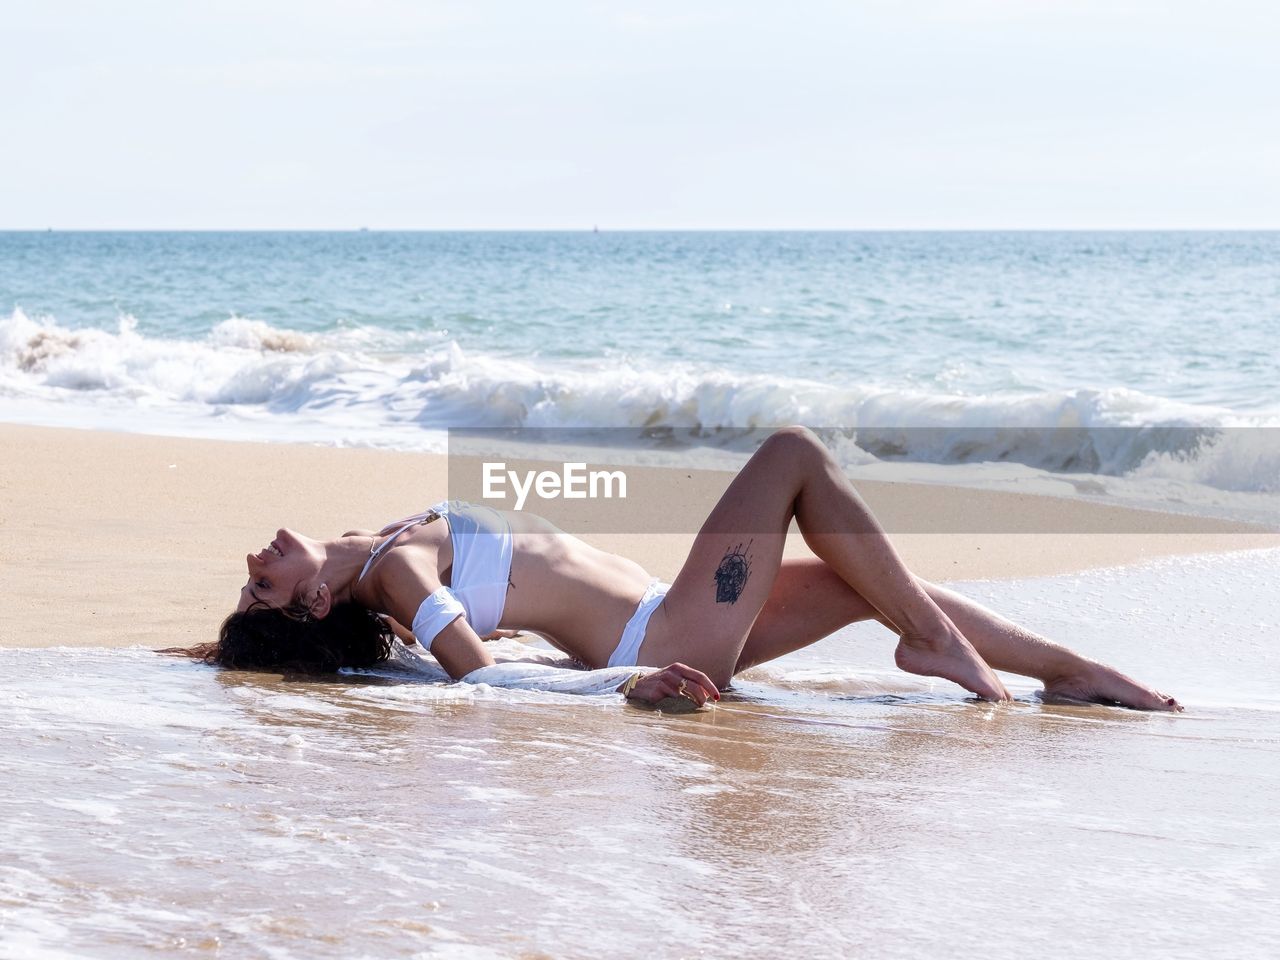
[639,427,1009,699]
[920,581,1180,710]
[735,559,1179,710]
[733,560,878,670]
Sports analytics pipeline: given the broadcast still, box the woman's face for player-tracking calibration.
[236,528,323,612]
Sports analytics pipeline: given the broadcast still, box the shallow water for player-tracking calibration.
[3,551,1278,959]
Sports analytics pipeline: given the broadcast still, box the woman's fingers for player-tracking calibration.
[653,663,719,705]
[628,664,720,708]
[665,662,720,702]
[669,675,707,707]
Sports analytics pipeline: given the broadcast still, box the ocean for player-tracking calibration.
[2,230,1277,522]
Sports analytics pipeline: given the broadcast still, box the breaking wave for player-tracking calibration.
[2,308,1277,493]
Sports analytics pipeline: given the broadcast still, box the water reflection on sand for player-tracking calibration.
[3,552,1279,958]
[0,651,1273,960]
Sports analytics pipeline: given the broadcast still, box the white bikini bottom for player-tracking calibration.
[606,579,670,668]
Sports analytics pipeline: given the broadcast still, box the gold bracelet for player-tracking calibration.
[619,672,644,698]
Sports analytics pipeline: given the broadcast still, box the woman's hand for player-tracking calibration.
[619,663,720,707]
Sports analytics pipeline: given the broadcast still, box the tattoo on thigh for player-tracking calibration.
[713,541,752,605]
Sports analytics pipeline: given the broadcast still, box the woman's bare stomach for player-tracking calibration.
[499,515,654,668]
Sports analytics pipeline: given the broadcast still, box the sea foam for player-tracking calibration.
[2,308,1278,511]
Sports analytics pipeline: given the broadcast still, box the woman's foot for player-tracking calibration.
[895,630,1012,702]
[1041,662,1182,711]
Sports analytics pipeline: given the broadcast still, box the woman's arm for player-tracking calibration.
[461,660,719,705]
[380,615,418,646]
[429,616,499,678]
[373,548,497,679]
[362,529,719,703]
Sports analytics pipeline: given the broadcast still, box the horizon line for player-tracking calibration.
[4,226,1280,234]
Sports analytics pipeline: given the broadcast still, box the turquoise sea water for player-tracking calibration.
[2,231,1278,515]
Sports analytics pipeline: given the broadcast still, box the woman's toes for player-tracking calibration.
[1042,670,1182,712]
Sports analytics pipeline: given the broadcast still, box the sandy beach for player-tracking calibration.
[4,425,1279,958]
[2,422,1275,651]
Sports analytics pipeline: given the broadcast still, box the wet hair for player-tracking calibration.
[203,601,395,674]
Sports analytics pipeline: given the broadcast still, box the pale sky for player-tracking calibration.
[4,1,1277,229]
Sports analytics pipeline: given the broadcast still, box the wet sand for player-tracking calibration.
[3,423,1280,959]
[1,422,1275,650]
[6,545,1280,960]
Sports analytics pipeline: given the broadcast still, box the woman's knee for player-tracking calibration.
[759,425,830,468]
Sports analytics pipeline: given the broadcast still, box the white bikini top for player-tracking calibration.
[358,500,514,649]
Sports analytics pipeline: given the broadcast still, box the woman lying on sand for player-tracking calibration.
[203,426,1180,711]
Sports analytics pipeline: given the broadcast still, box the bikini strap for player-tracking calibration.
[356,509,443,583]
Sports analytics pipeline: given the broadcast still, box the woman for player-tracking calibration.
[216,426,1180,711]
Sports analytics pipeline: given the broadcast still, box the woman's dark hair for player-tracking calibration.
[203,601,395,674]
